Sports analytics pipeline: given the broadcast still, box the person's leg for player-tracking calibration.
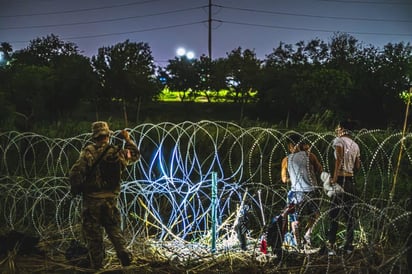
[343,179,356,251]
[327,194,342,247]
[302,192,320,246]
[82,199,105,269]
[304,211,319,245]
[344,206,355,251]
[290,220,300,246]
[103,199,131,266]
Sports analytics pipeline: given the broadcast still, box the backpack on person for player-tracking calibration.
[97,145,123,191]
[69,144,123,194]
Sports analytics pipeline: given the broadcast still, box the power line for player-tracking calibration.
[0,0,162,18]
[219,20,412,37]
[0,6,207,30]
[8,21,207,44]
[318,0,412,5]
[3,0,410,59]
[216,5,412,23]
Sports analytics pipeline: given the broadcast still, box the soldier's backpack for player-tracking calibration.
[80,144,123,193]
[98,145,122,191]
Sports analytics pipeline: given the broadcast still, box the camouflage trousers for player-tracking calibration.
[82,196,131,269]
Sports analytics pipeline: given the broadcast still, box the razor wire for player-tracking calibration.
[0,120,411,270]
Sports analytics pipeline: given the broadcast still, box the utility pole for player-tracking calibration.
[208,0,212,59]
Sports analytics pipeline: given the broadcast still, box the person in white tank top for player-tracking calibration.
[281,134,323,248]
[325,120,361,255]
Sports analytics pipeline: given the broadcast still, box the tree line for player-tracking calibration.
[0,33,411,130]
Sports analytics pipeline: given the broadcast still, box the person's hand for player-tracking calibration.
[120,129,130,140]
[123,149,132,159]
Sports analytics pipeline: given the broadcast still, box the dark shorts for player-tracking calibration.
[296,191,320,218]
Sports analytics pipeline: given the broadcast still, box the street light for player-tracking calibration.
[176,47,195,60]
[186,51,195,59]
[176,47,186,57]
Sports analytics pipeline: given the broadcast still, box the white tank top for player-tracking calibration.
[333,136,360,174]
[287,151,316,192]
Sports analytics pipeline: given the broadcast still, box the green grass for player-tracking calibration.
[157,88,258,102]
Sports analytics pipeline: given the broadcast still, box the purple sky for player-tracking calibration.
[1,0,411,66]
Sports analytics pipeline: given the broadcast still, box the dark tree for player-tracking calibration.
[92,40,159,123]
[166,55,199,102]
[12,34,79,66]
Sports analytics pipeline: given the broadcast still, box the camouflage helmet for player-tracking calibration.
[91,121,113,139]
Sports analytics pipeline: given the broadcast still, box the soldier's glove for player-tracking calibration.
[119,129,131,141]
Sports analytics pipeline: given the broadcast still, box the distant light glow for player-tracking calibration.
[186,51,195,59]
[176,47,186,56]
[176,47,195,59]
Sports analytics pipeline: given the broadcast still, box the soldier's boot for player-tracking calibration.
[89,255,103,270]
[118,250,131,266]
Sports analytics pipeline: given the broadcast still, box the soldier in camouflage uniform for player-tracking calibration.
[69,121,140,269]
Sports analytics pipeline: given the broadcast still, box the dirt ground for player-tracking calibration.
[0,245,401,274]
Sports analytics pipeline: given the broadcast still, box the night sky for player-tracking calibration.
[1,0,411,66]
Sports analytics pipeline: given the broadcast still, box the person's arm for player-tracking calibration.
[281,156,289,183]
[332,145,344,184]
[120,130,140,163]
[354,152,361,173]
[309,152,323,174]
[69,148,91,195]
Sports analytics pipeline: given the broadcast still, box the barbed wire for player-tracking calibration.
[0,120,410,271]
